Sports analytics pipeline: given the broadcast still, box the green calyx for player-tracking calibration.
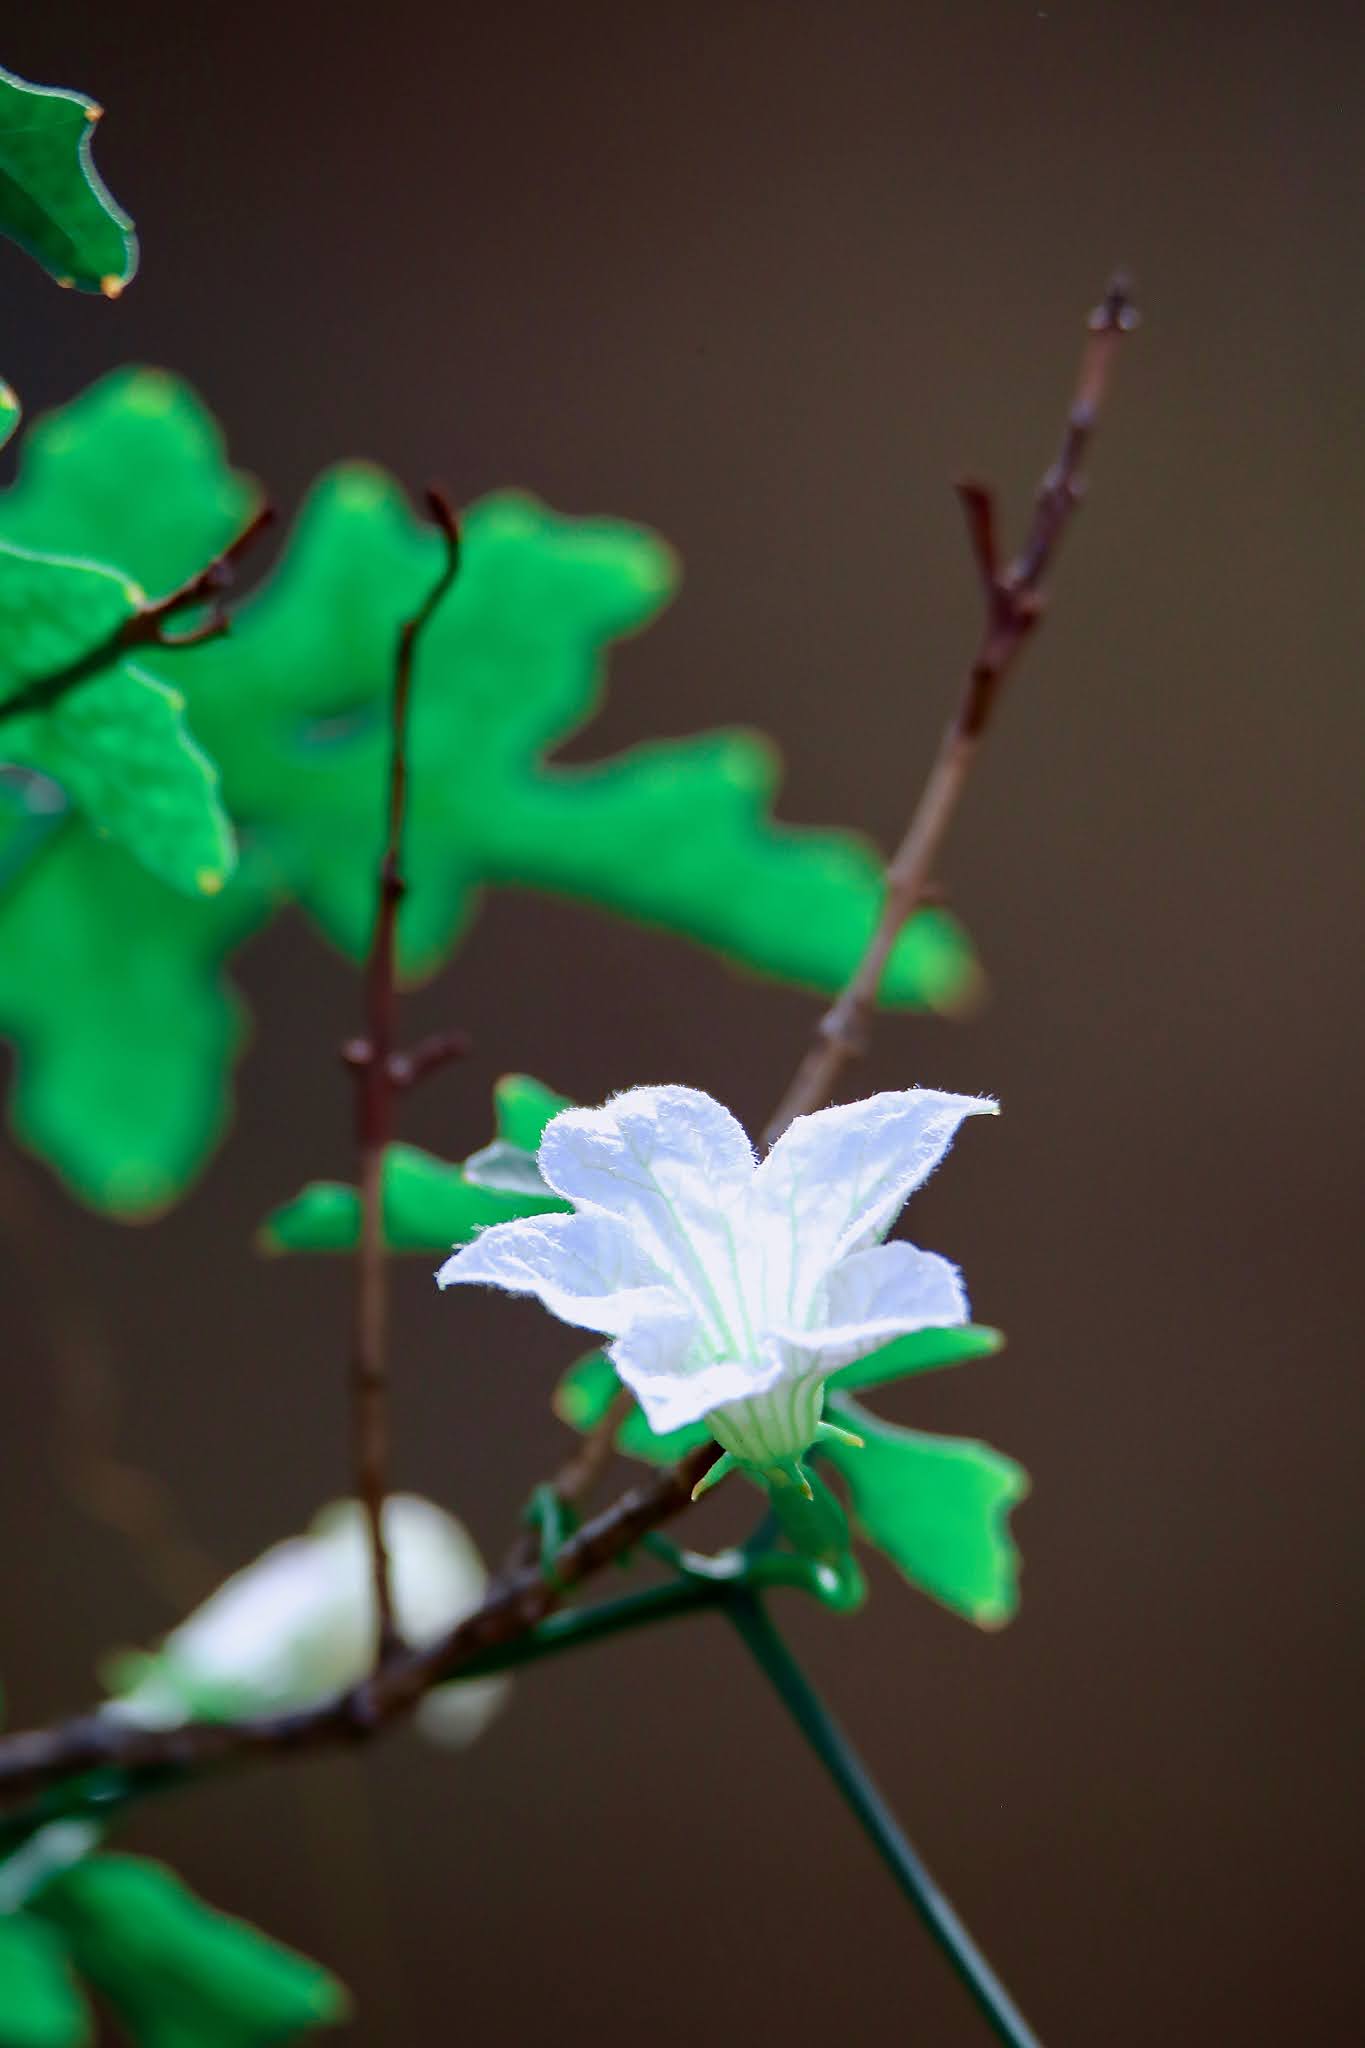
[705,1375,829,1474]
[694,1389,859,1577]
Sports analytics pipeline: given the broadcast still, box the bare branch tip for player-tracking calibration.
[388,1029,473,1090]
[422,485,460,547]
[955,479,1000,586]
[1093,271,1140,334]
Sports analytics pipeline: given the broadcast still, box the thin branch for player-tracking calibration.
[732,1589,1039,2039]
[726,1591,1041,2048]
[764,273,1137,1146]
[385,1029,472,1090]
[348,489,462,1662]
[544,1386,634,1517]
[0,1442,721,1817]
[502,1386,634,1577]
[0,507,276,720]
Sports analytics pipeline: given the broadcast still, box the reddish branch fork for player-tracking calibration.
[764,274,1137,1146]
[1,507,276,719]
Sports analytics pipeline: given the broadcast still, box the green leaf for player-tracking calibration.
[824,1396,1027,1626]
[0,371,258,587]
[831,1322,1005,1394]
[0,382,19,452]
[553,1325,1005,1467]
[146,471,975,1004]
[0,812,262,1216]
[260,1141,559,1255]
[0,66,136,294]
[0,374,261,1208]
[482,1072,572,1152]
[32,1855,346,2046]
[0,1916,90,2048]
[552,1348,620,1430]
[260,1074,571,1254]
[0,369,977,1216]
[0,540,137,679]
[0,543,234,893]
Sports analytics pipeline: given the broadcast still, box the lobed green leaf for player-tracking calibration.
[0,542,234,894]
[0,815,261,1217]
[31,1855,347,2047]
[823,1395,1027,1627]
[259,1074,571,1254]
[0,1917,89,2048]
[0,66,136,294]
[0,370,979,1214]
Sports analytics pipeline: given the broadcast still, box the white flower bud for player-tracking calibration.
[109,1495,507,1748]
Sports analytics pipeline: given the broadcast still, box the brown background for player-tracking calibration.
[3,3,1361,2042]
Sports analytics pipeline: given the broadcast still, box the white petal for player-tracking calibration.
[461,1139,551,1199]
[609,1308,784,1436]
[753,1088,996,1314]
[109,1497,506,1730]
[537,1086,760,1351]
[314,1495,489,1652]
[437,1211,665,1335]
[159,1533,358,1711]
[416,1674,513,1749]
[770,1240,969,1375]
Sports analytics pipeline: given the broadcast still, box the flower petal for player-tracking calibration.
[770,1240,969,1375]
[753,1088,996,1314]
[416,1673,512,1749]
[537,1086,759,1351]
[436,1211,664,1334]
[609,1311,784,1436]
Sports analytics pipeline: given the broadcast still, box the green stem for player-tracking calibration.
[459,1575,726,1678]
[725,1590,1041,2048]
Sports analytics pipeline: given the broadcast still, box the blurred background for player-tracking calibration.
[2,1,1361,2041]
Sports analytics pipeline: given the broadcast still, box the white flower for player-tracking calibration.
[108,1495,507,1749]
[438,1085,995,1484]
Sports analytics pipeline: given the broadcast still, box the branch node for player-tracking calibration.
[387,1030,473,1091]
[817,1004,868,1059]
[0,505,275,720]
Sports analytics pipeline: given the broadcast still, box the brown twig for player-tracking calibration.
[0,1442,721,1815]
[0,507,276,720]
[347,488,462,1663]
[763,273,1137,1146]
